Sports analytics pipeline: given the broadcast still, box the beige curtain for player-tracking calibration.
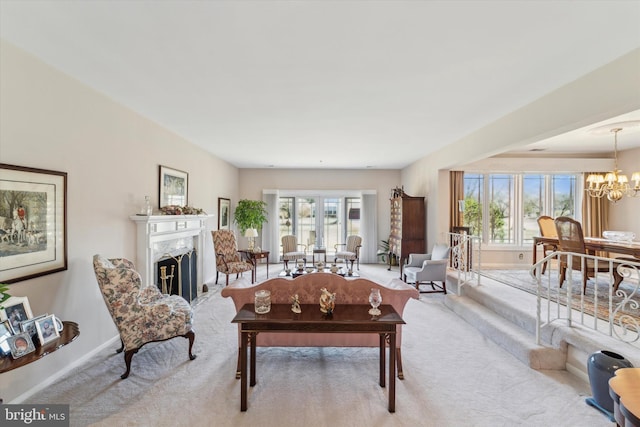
[449,171,464,230]
[582,172,609,255]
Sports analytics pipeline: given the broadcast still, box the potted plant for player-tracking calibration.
[377,239,398,265]
[233,199,268,234]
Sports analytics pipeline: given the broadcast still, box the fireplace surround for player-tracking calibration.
[130,214,212,299]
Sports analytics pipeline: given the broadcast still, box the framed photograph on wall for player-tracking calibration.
[0,296,33,333]
[159,165,188,208]
[0,163,68,284]
[218,198,230,230]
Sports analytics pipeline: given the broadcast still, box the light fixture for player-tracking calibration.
[244,228,258,252]
[586,127,640,202]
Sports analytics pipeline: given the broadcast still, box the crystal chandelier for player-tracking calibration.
[586,128,640,202]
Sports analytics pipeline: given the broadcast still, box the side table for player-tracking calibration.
[312,248,327,264]
[1,321,79,403]
[239,250,270,280]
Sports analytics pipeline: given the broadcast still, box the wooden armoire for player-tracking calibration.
[388,188,425,278]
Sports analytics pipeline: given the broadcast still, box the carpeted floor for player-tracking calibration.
[24,263,614,427]
[481,267,640,325]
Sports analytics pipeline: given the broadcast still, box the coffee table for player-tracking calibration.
[278,268,360,278]
[231,303,404,412]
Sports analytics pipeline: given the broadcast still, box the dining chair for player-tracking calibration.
[554,217,623,293]
[536,215,557,274]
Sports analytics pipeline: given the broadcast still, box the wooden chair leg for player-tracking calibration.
[121,348,138,379]
[215,271,219,284]
[185,330,197,361]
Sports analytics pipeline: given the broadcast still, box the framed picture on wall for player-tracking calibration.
[159,165,188,208]
[218,198,230,230]
[0,163,68,284]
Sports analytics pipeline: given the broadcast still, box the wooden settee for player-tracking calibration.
[221,273,419,378]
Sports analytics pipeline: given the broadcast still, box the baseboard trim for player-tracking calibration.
[9,335,120,404]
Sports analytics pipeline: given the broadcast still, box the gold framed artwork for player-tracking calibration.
[0,163,68,283]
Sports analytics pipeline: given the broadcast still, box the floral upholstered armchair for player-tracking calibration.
[92,255,196,379]
[211,230,254,285]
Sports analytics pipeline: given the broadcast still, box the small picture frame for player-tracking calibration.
[35,314,59,345]
[0,296,33,333]
[0,321,13,356]
[218,198,230,230]
[8,332,35,359]
[20,314,48,338]
[159,165,188,208]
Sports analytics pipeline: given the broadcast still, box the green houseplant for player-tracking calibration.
[233,199,268,234]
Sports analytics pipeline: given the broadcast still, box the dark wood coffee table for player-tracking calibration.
[231,304,404,412]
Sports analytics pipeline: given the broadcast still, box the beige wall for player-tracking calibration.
[0,41,239,402]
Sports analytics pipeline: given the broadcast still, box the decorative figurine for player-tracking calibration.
[319,287,336,315]
[291,294,301,314]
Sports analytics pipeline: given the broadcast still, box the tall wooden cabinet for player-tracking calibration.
[388,190,425,277]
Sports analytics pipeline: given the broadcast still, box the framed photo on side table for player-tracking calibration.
[0,163,68,284]
[159,165,188,208]
[35,314,59,345]
[0,296,33,334]
[8,332,35,359]
[218,198,230,230]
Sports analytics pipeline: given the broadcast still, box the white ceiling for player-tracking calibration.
[1,1,640,169]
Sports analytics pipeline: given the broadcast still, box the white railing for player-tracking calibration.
[447,232,482,295]
[531,251,640,349]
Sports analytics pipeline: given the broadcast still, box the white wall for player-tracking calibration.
[0,41,239,402]
[238,168,401,262]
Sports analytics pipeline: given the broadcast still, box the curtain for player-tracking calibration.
[262,190,280,263]
[361,192,377,264]
[450,171,464,230]
[582,172,609,254]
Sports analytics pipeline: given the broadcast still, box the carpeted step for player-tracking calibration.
[444,293,567,370]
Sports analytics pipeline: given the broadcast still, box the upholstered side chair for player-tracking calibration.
[334,235,362,270]
[281,235,307,269]
[92,255,196,379]
[211,229,254,286]
[403,243,451,294]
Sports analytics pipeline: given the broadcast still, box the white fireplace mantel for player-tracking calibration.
[130,214,213,289]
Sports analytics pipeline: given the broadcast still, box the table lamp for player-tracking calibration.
[245,228,258,252]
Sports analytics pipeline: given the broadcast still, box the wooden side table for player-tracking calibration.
[609,367,640,427]
[239,250,270,279]
[312,248,327,264]
[0,321,80,374]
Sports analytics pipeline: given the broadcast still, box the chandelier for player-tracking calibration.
[586,128,640,202]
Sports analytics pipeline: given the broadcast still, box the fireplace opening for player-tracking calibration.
[155,249,197,303]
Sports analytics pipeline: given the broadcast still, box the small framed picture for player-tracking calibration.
[0,296,33,333]
[0,321,13,356]
[159,165,188,208]
[35,314,59,345]
[218,198,230,230]
[8,332,35,359]
[20,314,47,338]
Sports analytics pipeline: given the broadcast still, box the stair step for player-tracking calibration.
[445,293,566,370]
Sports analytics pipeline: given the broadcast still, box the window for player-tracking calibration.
[278,195,360,254]
[463,173,579,246]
